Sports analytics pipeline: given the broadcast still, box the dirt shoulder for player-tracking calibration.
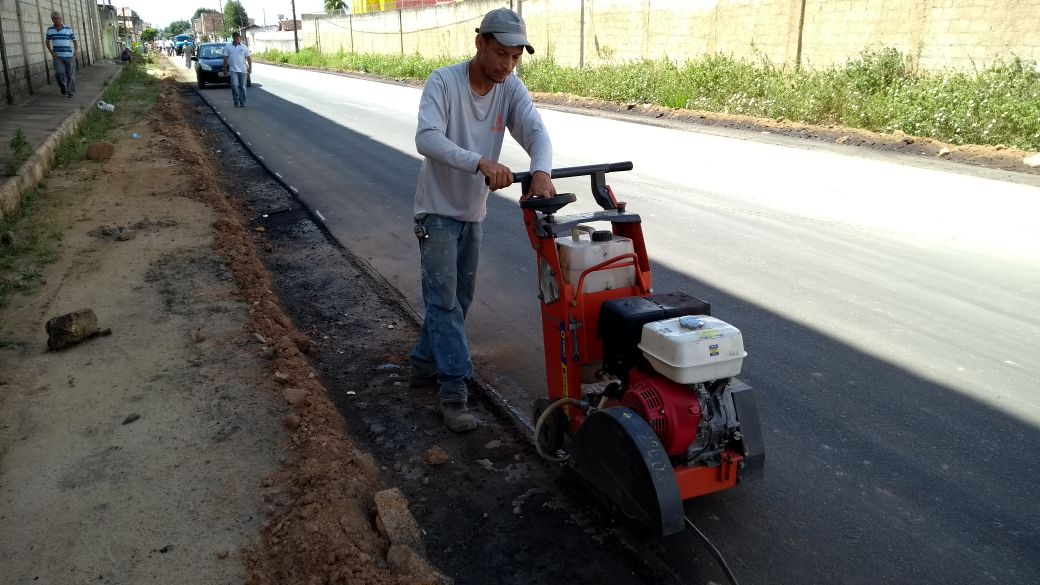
[0,65,445,585]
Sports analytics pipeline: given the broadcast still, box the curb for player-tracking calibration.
[0,65,125,223]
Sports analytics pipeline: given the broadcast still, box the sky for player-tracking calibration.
[134,0,329,29]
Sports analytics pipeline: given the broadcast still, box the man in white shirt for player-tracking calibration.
[409,8,556,432]
[222,31,252,107]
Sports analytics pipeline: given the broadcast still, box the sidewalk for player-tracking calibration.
[0,59,123,222]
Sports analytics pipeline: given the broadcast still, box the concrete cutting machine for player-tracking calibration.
[510,162,765,536]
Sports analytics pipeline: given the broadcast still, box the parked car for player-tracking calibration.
[192,43,252,89]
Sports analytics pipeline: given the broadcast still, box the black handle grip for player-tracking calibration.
[483,161,634,186]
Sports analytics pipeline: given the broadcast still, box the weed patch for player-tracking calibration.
[0,188,60,308]
[54,60,160,167]
[6,129,32,176]
[257,48,1040,150]
[256,47,455,81]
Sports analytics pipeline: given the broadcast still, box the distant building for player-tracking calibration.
[278,19,302,32]
[193,12,224,39]
[97,4,120,59]
[116,6,142,42]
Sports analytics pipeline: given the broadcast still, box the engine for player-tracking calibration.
[621,368,741,465]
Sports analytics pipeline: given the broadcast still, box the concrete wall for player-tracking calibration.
[97,4,118,59]
[0,0,103,108]
[251,0,1040,71]
[800,0,1040,70]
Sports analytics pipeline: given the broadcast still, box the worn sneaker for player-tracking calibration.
[441,402,477,433]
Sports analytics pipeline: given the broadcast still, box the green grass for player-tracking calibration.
[0,187,61,308]
[257,47,1040,151]
[257,47,455,80]
[6,129,32,176]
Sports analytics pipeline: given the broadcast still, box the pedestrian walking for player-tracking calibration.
[44,11,78,98]
[222,32,252,108]
[409,8,555,432]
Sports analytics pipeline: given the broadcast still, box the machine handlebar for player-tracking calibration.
[483,161,634,187]
[483,161,634,213]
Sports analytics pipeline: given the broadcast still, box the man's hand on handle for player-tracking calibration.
[523,171,557,200]
[480,160,557,201]
[478,158,513,191]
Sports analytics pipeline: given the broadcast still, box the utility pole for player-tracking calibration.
[218,0,224,40]
[291,0,299,52]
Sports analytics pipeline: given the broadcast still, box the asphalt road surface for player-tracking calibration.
[196,62,1040,585]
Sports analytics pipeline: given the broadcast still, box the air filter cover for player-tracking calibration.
[639,316,746,384]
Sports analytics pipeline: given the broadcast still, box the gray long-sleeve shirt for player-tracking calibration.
[414,60,552,222]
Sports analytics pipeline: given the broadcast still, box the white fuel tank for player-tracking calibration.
[556,225,635,294]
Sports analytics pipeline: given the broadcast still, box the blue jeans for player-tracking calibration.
[53,57,75,95]
[410,214,482,403]
[229,71,247,105]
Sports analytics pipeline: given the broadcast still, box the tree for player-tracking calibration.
[223,1,250,36]
[141,27,158,42]
[324,0,346,13]
[166,20,191,35]
[192,7,219,21]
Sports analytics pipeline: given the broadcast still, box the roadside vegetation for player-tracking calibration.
[256,47,1040,151]
[6,129,32,176]
[54,56,161,167]
[0,59,160,310]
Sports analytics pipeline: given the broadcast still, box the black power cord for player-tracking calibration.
[684,516,741,585]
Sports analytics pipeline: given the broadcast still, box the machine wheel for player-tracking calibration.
[533,398,568,455]
[197,77,206,89]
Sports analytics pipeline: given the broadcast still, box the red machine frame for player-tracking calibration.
[519,163,744,500]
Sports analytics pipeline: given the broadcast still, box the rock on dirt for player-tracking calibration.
[282,387,310,406]
[424,446,449,465]
[44,308,105,350]
[374,487,423,550]
[85,140,115,160]
[386,545,448,583]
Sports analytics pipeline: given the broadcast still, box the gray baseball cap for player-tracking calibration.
[476,8,534,54]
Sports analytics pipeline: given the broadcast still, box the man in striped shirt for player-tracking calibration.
[45,11,78,98]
